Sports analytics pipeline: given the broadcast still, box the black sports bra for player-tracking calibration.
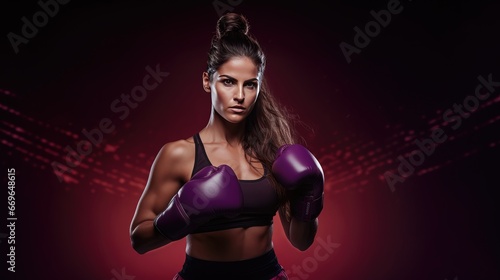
[190,133,279,233]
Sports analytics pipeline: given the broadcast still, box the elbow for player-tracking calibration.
[296,246,310,252]
[292,238,314,251]
[132,242,147,255]
[130,233,150,255]
[131,239,151,255]
[289,230,314,251]
[298,242,314,251]
[288,217,318,251]
[130,227,171,254]
[134,248,148,255]
[131,238,145,254]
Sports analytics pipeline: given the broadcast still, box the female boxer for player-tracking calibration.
[129,13,324,280]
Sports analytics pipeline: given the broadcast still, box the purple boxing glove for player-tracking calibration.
[272,144,324,222]
[154,164,243,240]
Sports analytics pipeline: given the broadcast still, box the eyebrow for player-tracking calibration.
[218,75,259,82]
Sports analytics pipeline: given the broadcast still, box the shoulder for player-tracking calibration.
[155,137,196,167]
[151,137,195,181]
[158,138,194,161]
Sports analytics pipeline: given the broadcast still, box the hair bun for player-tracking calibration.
[216,13,249,39]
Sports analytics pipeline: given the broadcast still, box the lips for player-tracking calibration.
[229,105,245,113]
[230,106,245,110]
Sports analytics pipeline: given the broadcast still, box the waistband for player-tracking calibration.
[178,248,283,280]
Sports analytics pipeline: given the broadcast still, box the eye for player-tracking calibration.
[222,79,234,86]
[245,82,257,90]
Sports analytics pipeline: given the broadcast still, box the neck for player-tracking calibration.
[201,109,246,146]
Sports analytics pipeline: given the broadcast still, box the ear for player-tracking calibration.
[202,72,211,93]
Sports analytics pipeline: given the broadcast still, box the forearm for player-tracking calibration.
[289,217,318,251]
[130,220,172,254]
[272,144,324,251]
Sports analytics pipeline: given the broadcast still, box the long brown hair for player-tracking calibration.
[206,13,307,213]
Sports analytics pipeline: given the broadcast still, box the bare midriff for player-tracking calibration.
[186,225,274,261]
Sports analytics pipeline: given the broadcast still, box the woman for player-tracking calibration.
[129,13,324,280]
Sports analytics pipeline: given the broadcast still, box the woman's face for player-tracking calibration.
[203,56,261,124]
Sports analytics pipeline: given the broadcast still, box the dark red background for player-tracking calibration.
[1,1,499,279]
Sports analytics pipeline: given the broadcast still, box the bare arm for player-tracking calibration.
[278,204,318,251]
[129,141,188,254]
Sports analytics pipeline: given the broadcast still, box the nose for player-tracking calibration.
[233,85,245,103]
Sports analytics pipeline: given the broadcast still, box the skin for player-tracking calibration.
[129,56,318,261]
